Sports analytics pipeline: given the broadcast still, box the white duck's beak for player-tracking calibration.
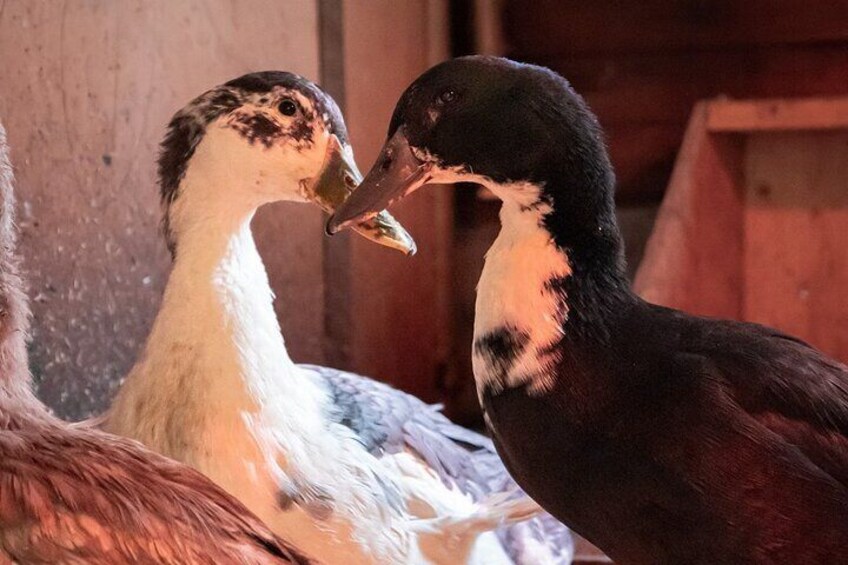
[313,134,416,255]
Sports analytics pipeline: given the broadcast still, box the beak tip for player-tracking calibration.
[325,216,341,236]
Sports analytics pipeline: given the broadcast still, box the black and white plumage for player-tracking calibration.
[304,364,574,563]
[104,71,573,564]
[328,56,848,564]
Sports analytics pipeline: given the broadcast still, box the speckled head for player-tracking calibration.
[327,56,619,258]
[159,71,415,256]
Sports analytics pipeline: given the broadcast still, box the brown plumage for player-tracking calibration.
[0,123,310,564]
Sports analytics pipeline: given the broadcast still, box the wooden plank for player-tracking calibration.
[472,0,505,55]
[545,44,848,204]
[553,45,848,127]
[708,97,848,132]
[604,124,682,204]
[504,0,848,58]
[318,0,352,369]
[634,103,746,318]
[342,0,451,401]
[743,131,848,363]
[0,0,320,419]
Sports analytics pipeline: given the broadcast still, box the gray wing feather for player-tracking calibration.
[300,364,573,564]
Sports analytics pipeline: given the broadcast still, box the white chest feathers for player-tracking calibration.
[473,200,571,398]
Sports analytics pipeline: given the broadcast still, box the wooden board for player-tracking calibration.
[503,1,848,205]
[638,97,848,364]
[0,0,320,419]
[708,97,848,132]
[504,0,848,58]
[634,103,745,318]
[342,0,452,401]
[743,131,848,361]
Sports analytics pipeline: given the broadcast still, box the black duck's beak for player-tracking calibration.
[326,127,431,236]
[314,134,416,255]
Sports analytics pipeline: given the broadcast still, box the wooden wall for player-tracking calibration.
[636,99,848,363]
[342,0,453,402]
[503,0,848,205]
[0,0,451,419]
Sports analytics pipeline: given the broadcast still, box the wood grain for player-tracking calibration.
[342,0,452,401]
[708,97,848,132]
[743,131,848,361]
[634,103,745,318]
[504,1,848,204]
[504,0,848,58]
[637,98,848,364]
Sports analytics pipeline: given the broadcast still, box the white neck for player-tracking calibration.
[473,197,572,398]
[107,160,307,460]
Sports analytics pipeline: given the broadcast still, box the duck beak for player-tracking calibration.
[313,134,416,255]
[326,127,432,235]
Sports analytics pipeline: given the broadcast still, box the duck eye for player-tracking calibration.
[436,89,457,105]
[278,99,298,116]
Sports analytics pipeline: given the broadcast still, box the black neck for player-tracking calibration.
[539,169,635,343]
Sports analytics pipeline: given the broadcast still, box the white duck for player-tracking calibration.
[0,121,307,564]
[104,71,573,564]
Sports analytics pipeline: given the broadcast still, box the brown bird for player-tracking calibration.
[0,122,310,564]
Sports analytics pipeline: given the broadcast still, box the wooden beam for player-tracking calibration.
[707,97,848,132]
[319,0,353,369]
[504,0,848,58]
[634,102,746,318]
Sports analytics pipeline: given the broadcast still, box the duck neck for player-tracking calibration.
[473,176,632,398]
[0,126,42,420]
[110,184,302,457]
[540,175,634,338]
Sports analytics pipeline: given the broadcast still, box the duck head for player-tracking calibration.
[326,56,621,263]
[160,71,415,256]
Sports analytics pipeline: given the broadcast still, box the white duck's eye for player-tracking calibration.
[278,99,298,116]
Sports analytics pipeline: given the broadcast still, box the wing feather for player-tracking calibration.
[301,363,573,564]
[0,421,310,564]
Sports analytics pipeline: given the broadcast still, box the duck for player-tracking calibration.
[0,122,308,564]
[102,71,574,564]
[327,55,848,564]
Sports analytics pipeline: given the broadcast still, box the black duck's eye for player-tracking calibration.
[278,99,298,116]
[436,89,457,106]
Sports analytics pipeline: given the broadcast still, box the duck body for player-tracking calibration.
[326,55,848,563]
[0,121,306,564]
[104,72,572,565]
[482,297,848,563]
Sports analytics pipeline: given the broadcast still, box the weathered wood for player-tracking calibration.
[743,131,848,361]
[318,0,352,369]
[637,97,848,364]
[708,97,848,132]
[550,46,848,128]
[504,0,848,205]
[634,103,745,318]
[342,0,451,401]
[504,0,848,58]
[0,0,320,419]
